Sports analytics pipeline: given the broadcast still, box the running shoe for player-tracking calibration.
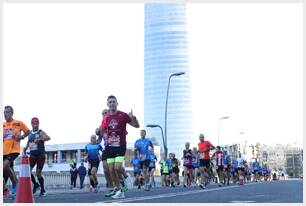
[33,183,40,194]
[11,183,17,195]
[122,183,128,192]
[105,189,116,197]
[144,184,150,191]
[199,184,206,189]
[111,189,125,199]
[3,187,9,199]
[40,190,47,196]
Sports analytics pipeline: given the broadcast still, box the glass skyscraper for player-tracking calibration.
[144,3,193,159]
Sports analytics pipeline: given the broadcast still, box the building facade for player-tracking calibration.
[144,3,193,159]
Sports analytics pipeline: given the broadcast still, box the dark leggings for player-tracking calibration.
[71,176,77,188]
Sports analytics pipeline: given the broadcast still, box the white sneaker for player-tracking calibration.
[111,189,125,199]
[125,174,133,189]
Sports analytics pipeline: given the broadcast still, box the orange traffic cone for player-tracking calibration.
[15,154,34,203]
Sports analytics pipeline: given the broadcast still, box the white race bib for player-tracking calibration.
[139,154,146,161]
[109,132,120,147]
[29,142,38,151]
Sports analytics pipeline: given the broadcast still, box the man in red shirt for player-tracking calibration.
[198,134,215,189]
[101,95,139,199]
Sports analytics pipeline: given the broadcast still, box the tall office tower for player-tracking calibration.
[144,3,193,159]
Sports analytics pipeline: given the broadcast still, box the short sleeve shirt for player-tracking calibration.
[134,138,153,161]
[102,111,131,147]
[3,119,30,155]
[85,143,102,161]
[198,141,213,160]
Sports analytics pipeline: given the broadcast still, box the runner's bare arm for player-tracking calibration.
[40,131,51,141]
[16,130,30,141]
[23,141,30,154]
[128,109,140,128]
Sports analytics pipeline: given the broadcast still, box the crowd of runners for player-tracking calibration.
[3,95,274,200]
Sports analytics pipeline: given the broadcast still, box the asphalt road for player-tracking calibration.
[4,180,303,203]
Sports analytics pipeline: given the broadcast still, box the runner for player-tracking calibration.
[198,134,215,189]
[244,162,251,183]
[96,109,113,189]
[212,146,224,187]
[23,117,50,196]
[191,147,200,186]
[258,166,263,181]
[236,153,246,185]
[159,156,170,187]
[231,158,239,184]
[223,150,231,186]
[262,164,268,181]
[170,153,180,187]
[3,106,30,198]
[101,95,139,199]
[252,158,260,182]
[130,156,142,189]
[182,142,193,187]
[148,147,157,188]
[84,134,103,192]
[134,129,154,191]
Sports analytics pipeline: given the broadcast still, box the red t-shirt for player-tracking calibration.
[102,110,131,147]
[198,141,213,160]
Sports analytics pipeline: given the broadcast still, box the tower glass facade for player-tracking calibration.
[144,3,193,159]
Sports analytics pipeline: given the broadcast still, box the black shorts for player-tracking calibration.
[105,146,126,160]
[134,171,141,177]
[3,153,19,167]
[139,160,151,169]
[200,159,210,168]
[88,159,100,175]
[172,166,180,174]
[29,154,46,170]
[238,167,245,172]
[216,165,224,173]
[101,149,108,161]
[148,167,155,172]
[184,165,193,170]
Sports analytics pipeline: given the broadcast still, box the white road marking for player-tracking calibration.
[98,182,262,203]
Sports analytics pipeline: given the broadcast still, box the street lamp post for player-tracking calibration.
[164,72,185,158]
[217,116,230,146]
[146,124,167,157]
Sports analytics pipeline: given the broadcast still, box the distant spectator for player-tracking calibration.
[70,162,78,189]
[78,162,87,189]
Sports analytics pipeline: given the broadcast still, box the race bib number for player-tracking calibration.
[3,129,14,140]
[139,154,146,161]
[184,158,192,165]
[199,152,205,159]
[108,132,120,147]
[29,142,38,151]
